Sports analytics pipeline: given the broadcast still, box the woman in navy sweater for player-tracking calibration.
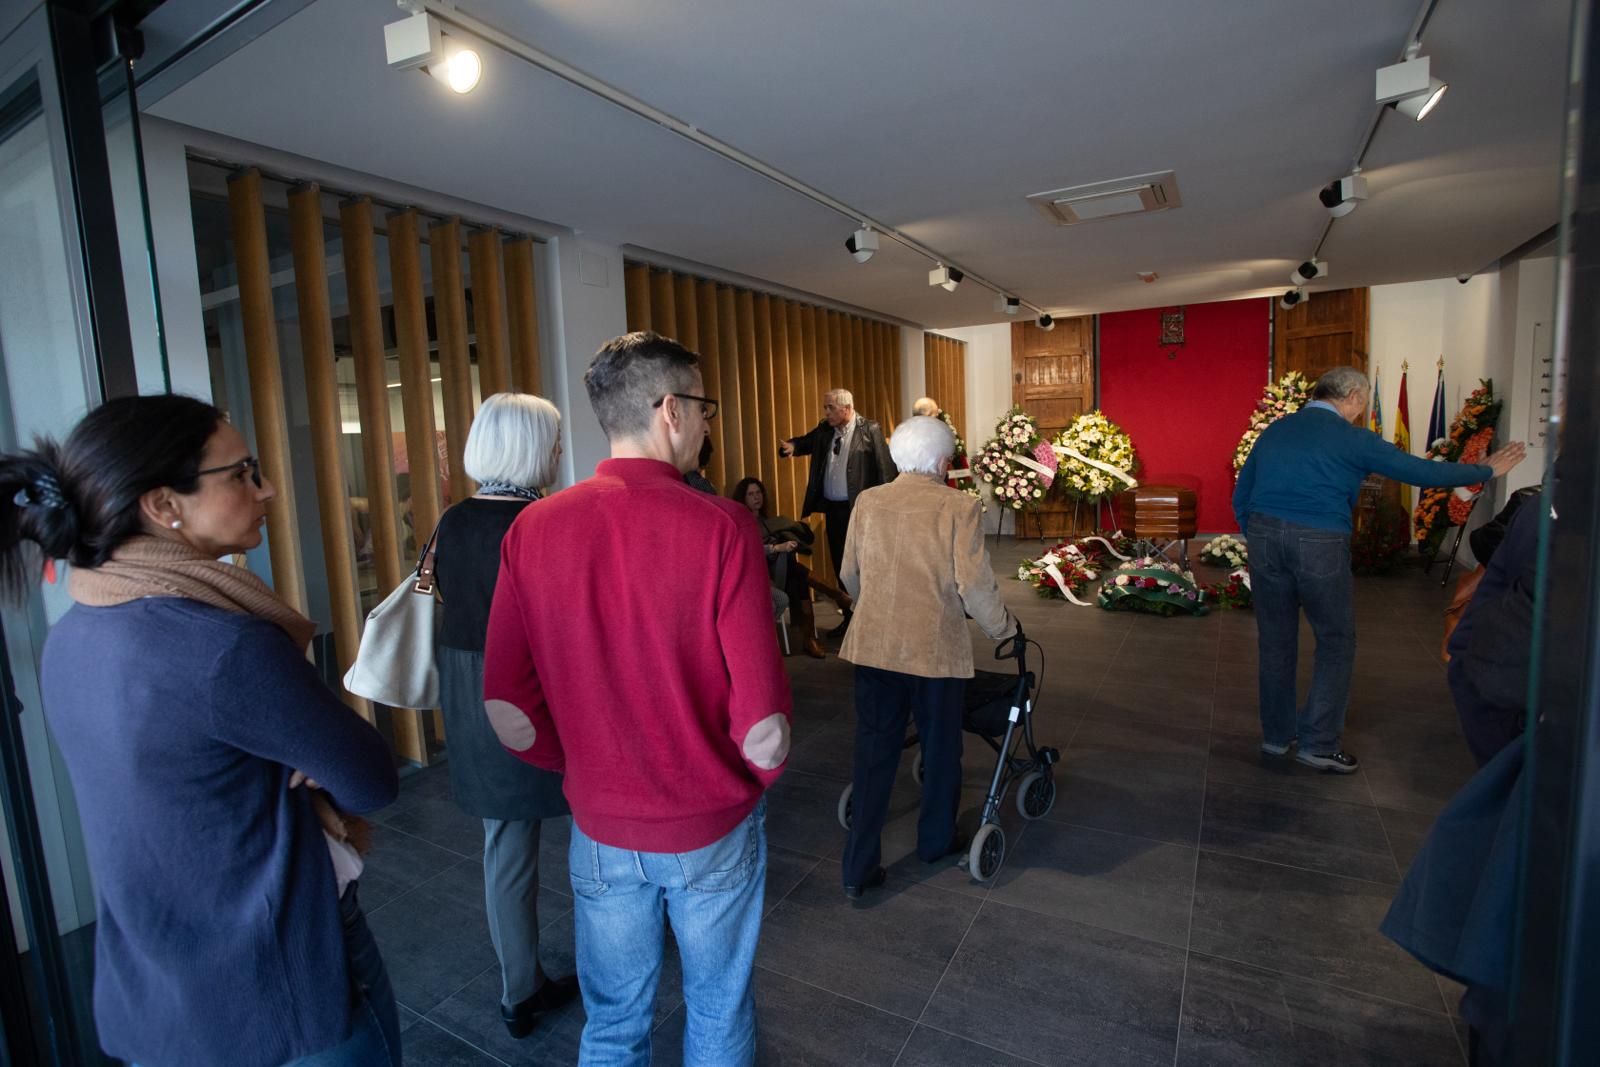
[0,396,400,1066]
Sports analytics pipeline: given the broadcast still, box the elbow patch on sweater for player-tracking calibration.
[486,699,537,752]
[742,714,790,770]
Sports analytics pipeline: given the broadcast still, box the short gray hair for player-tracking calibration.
[464,392,562,489]
[911,397,939,416]
[1311,367,1370,402]
[585,331,700,440]
[888,415,955,476]
[825,388,854,409]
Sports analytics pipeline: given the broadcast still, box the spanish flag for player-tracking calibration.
[1395,369,1413,536]
[1369,366,1384,436]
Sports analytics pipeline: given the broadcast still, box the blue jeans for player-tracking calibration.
[1249,514,1355,753]
[568,799,767,1067]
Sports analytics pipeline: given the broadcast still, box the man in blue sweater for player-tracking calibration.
[1232,367,1526,772]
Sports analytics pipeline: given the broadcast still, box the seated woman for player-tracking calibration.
[731,476,824,658]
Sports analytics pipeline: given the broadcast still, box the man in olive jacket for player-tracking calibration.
[779,388,896,605]
[836,415,1016,899]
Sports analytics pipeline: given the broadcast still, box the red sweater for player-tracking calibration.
[484,458,792,852]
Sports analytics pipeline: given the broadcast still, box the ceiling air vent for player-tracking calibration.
[1027,171,1182,225]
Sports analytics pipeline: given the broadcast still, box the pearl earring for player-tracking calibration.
[170,520,182,529]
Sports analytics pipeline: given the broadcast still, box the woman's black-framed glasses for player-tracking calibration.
[653,393,719,420]
[196,456,262,488]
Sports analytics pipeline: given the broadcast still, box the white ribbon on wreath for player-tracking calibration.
[1008,447,1139,493]
[1036,552,1094,607]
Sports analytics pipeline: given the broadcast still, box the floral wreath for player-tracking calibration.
[1202,569,1252,610]
[1017,531,1135,606]
[1414,380,1503,555]
[1199,534,1248,569]
[973,408,1053,510]
[1233,372,1312,475]
[1051,411,1139,503]
[939,412,984,509]
[1098,555,1207,616]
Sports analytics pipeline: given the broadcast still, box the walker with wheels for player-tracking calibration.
[836,629,1057,882]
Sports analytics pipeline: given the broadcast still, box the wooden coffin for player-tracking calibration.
[1117,482,1198,540]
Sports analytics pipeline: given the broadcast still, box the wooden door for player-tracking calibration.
[1011,317,1093,538]
[1274,287,1369,382]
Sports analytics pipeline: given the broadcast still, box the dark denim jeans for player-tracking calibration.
[1248,513,1356,754]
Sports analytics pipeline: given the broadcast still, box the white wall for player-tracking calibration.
[1368,267,1550,561]
[543,237,629,485]
[929,322,1013,531]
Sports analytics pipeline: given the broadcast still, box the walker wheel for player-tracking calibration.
[1016,770,1056,820]
[911,753,924,785]
[967,823,1006,882]
[836,784,853,830]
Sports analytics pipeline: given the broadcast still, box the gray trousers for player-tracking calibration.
[483,817,545,1006]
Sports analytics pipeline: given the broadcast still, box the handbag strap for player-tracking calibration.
[412,519,443,595]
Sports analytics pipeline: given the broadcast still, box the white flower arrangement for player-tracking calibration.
[1052,411,1138,503]
[1200,534,1249,569]
[974,408,1048,511]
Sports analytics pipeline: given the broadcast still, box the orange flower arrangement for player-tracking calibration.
[1414,380,1502,555]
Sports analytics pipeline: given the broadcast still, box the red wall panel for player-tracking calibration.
[1098,298,1269,532]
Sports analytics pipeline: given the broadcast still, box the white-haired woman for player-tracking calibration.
[837,416,1016,900]
[432,392,578,1038]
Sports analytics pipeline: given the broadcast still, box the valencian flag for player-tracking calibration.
[1368,366,1384,436]
[1394,368,1413,533]
[1426,365,1448,449]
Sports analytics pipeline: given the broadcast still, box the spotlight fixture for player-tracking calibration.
[1036,313,1055,331]
[844,226,878,263]
[995,295,1022,315]
[1395,77,1447,121]
[1279,288,1309,311]
[1290,259,1327,285]
[1376,51,1447,121]
[928,265,964,292]
[385,12,482,94]
[1318,173,1368,218]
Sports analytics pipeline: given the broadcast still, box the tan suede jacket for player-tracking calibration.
[838,473,1016,679]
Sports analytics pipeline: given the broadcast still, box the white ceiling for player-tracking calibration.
[142,0,1571,329]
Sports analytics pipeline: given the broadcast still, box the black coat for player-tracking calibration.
[786,417,897,516]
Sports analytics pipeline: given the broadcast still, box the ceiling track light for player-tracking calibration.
[844,226,879,263]
[1376,51,1447,122]
[1290,259,1328,285]
[928,265,963,292]
[1318,173,1368,218]
[1036,313,1055,331]
[385,11,482,93]
[995,294,1021,315]
[1279,288,1309,311]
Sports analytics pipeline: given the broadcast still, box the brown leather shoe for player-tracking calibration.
[802,635,825,659]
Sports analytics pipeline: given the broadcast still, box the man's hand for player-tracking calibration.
[289,770,321,790]
[779,440,795,458]
[1487,441,1529,479]
[775,541,799,553]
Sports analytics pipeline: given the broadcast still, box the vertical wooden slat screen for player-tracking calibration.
[503,236,542,395]
[875,322,892,428]
[226,169,308,614]
[785,302,807,521]
[752,294,778,499]
[770,300,797,519]
[736,291,761,494]
[430,219,474,500]
[649,269,678,339]
[469,227,511,400]
[824,311,840,400]
[387,209,443,546]
[716,286,745,485]
[341,198,424,763]
[891,326,904,430]
[695,280,726,490]
[287,184,367,720]
[924,333,968,440]
[624,263,651,332]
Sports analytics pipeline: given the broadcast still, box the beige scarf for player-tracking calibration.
[70,535,369,852]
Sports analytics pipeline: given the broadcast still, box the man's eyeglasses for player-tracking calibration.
[653,393,719,420]
[197,456,262,488]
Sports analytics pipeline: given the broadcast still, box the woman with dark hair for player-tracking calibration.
[1,395,400,1067]
[730,476,824,658]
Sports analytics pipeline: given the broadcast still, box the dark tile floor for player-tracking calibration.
[368,541,1474,1065]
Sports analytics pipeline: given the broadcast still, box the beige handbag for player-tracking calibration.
[343,526,440,709]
